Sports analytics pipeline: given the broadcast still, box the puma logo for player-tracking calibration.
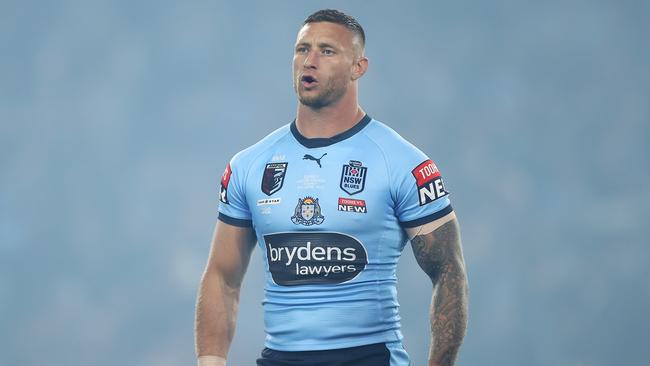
[303,153,327,168]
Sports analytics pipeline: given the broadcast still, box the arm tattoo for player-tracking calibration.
[411,218,469,366]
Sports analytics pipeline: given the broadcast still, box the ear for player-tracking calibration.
[351,56,369,81]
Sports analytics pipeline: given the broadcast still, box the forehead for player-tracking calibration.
[295,22,356,47]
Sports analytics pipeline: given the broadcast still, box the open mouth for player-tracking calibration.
[301,75,318,87]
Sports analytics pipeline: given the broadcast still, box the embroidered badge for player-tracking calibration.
[261,162,288,196]
[340,160,367,195]
[291,196,325,226]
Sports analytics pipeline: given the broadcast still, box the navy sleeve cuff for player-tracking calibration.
[399,205,453,228]
[218,212,253,227]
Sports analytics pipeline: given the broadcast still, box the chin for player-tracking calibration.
[297,90,324,108]
[299,96,328,109]
[297,84,346,109]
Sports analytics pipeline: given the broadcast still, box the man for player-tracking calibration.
[195,9,468,366]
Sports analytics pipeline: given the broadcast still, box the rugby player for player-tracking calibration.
[195,9,469,366]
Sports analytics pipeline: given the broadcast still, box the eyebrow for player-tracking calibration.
[295,42,339,50]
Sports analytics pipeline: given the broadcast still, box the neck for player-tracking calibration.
[295,86,365,139]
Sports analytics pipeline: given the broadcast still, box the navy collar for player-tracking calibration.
[290,114,372,148]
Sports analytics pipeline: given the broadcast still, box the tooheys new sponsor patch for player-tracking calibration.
[263,232,368,286]
[219,163,232,204]
[337,198,367,213]
[412,159,448,205]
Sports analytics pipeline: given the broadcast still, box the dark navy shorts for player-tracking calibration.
[256,341,410,366]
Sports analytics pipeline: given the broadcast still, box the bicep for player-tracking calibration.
[204,220,257,288]
[409,213,465,284]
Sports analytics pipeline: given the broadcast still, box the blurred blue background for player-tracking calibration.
[1,0,649,365]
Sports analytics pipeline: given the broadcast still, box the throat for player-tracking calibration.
[295,106,366,139]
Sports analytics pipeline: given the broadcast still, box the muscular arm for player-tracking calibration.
[410,213,469,366]
[195,220,256,362]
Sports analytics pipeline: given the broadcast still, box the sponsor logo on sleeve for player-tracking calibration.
[264,232,368,286]
[340,160,367,195]
[257,198,282,206]
[219,163,232,204]
[291,196,325,226]
[257,198,281,214]
[411,159,448,205]
[337,197,367,213]
[261,162,288,196]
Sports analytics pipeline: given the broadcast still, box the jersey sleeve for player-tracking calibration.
[217,156,253,227]
[392,149,453,228]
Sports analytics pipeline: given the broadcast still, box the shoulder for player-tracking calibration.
[361,118,429,165]
[230,123,291,166]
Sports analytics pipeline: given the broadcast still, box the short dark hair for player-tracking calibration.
[303,9,365,48]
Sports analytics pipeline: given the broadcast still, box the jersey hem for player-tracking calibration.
[399,204,453,228]
[264,331,403,352]
[218,212,253,227]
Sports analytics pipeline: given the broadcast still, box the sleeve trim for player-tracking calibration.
[399,204,453,228]
[218,212,253,228]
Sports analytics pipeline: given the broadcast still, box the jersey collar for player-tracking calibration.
[290,114,372,148]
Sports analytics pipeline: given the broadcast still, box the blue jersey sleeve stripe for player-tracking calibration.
[218,212,253,227]
[399,204,453,228]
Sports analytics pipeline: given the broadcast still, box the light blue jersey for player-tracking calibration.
[218,115,452,352]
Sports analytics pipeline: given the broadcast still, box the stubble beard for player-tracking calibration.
[295,77,348,110]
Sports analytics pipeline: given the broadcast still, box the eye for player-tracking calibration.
[322,49,335,55]
[296,46,308,54]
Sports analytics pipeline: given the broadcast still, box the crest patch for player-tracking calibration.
[261,162,288,196]
[291,196,325,226]
[340,160,367,195]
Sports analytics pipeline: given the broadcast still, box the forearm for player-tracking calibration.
[410,217,469,366]
[428,263,469,366]
[195,270,241,358]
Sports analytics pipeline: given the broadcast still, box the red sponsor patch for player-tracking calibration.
[411,159,440,186]
[219,163,232,204]
[337,197,367,213]
[338,198,365,206]
[221,163,232,188]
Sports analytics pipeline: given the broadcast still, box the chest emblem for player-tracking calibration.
[303,153,327,168]
[261,162,288,196]
[291,196,325,226]
[340,160,367,195]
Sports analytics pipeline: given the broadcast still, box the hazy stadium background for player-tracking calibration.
[2,0,649,365]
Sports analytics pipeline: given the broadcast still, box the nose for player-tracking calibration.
[303,50,318,69]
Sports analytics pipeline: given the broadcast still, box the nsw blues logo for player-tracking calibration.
[291,196,325,226]
[340,160,367,195]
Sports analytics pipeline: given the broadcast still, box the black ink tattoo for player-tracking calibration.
[410,218,469,366]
